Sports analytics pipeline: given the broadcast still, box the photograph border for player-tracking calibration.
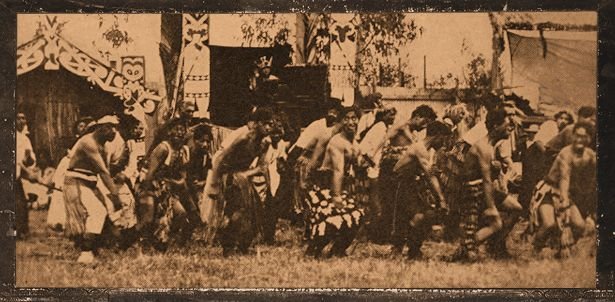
[1,0,614,299]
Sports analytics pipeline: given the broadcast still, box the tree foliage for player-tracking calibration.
[238,13,421,88]
[355,13,421,88]
[240,14,291,47]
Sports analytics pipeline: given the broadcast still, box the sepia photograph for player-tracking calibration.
[13,11,599,288]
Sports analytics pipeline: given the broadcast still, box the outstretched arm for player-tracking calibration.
[205,131,249,196]
[475,146,497,215]
[556,152,572,208]
[81,141,120,209]
[308,134,329,171]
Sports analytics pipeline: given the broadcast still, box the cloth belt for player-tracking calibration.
[66,169,98,182]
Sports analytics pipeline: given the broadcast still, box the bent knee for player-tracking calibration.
[541,219,557,230]
[492,217,503,231]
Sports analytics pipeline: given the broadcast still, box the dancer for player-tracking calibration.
[200,107,274,255]
[305,106,365,258]
[531,122,596,257]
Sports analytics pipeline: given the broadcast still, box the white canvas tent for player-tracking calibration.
[501,29,597,116]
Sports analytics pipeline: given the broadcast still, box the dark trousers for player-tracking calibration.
[520,143,550,216]
[390,178,415,249]
[263,175,293,244]
[377,172,399,243]
[15,179,29,238]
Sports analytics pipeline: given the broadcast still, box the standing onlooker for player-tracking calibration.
[187,123,213,205]
[546,106,596,155]
[261,114,291,245]
[16,112,36,239]
[356,92,383,140]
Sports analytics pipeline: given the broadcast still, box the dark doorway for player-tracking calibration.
[17,68,124,164]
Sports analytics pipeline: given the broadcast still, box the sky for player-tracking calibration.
[18,12,597,91]
[402,13,493,88]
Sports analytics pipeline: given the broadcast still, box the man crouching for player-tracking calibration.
[450,106,513,262]
[63,115,122,264]
[200,107,274,256]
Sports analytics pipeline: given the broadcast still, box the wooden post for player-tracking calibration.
[423,55,427,89]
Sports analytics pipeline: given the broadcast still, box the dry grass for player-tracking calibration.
[16,210,596,288]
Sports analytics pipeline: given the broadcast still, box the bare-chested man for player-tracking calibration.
[200,107,274,256]
[531,122,596,256]
[63,115,121,264]
[305,106,365,258]
[288,99,343,179]
[379,105,437,244]
[450,106,513,262]
[388,105,437,147]
[287,100,343,237]
[136,118,195,250]
[392,121,451,259]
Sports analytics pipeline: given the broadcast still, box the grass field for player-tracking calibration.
[16,210,596,288]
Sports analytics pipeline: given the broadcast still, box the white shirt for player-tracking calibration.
[16,130,35,179]
[293,118,331,151]
[263,140,289,196]
[534,120,559,144]
[356,111,376,140]
[359,121,388,166]
[105,134,126,167]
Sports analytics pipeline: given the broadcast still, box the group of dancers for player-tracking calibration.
[33,94,596,264]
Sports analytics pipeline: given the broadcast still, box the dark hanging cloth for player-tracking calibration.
[159,14,183,102]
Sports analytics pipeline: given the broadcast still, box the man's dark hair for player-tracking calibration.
[374,106,397,123]
[361,92,383,110]
[193,123,212,140]
[486,106,508,132]
[426,121,453,137]
[341,105,362,119]
[324,98,344,113]
[374,110,386,123]
[248,106,274,122]
[578,106,596,118]
[73,116,94,134]
[411,105,437,121]
[554,110,574,124]
[164,118,186,138]
[573,121,595,138]
[119,115,141,140]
